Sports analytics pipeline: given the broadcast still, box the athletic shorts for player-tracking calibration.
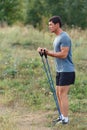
[56,72,75,86]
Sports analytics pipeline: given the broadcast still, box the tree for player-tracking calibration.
[63,0,87,28]
[26,0,45,28]
[0,0,24,25]
[0,0,87,29]
[45,0,87,29]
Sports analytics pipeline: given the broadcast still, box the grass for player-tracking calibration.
[0,116,18,130]
[0,25,87,130]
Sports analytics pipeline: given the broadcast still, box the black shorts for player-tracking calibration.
[56,72,75,86]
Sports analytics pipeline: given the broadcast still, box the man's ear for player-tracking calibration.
[57,23,60,27]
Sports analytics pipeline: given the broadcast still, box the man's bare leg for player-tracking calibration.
[56,86,70,122]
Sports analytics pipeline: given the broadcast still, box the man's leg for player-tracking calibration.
[56,86,70,122]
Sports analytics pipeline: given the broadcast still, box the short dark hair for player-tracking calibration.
[49,16,62,27]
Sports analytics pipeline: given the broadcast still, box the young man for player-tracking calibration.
[37,16,75,124]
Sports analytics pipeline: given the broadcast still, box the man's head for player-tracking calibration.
[48,16,62,33]
[49,16,62,27]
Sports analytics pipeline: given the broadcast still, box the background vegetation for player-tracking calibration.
[0,0,87,130]
[0,0,87,29]
[0,26,87,129]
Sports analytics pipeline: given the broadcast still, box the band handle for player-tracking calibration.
[39,49,47,58]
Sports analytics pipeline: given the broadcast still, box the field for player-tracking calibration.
[0,25,87,130]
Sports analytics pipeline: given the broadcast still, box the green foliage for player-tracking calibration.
[63,0,87,29]
[26,0,45,28]
[0,0,87,29]
[44,0,87,29]
[0,0,25,25]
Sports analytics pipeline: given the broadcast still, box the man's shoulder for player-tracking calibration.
[61,32,69,37]
[61,32,71,41]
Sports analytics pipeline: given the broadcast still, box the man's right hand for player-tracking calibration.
[37,47,43,53]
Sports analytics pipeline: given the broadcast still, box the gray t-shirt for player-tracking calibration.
[53,32,75,72]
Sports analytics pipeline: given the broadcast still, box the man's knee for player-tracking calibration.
[56,86,67,99]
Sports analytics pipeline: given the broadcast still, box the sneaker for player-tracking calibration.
[52,117,62,125]
[62,119,69,124]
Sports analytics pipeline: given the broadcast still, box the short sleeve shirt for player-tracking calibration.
[53,32,75,72]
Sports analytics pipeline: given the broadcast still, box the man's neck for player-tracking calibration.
[55,28,63,35]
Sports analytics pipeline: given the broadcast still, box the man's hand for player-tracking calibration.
[37,47,43,53]
[44,48,48,54]
[37,47,49,57]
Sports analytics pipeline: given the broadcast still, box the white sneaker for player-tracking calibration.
[52,117,62,125]
[62,119,69,124]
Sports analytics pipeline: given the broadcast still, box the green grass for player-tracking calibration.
[0,26,87,130]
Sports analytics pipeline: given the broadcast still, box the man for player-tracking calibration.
[37,16,75,124]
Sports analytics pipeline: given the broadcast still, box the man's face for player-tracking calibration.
[48,21,59,33]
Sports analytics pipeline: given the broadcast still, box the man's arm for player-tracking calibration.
[46,47,69,59]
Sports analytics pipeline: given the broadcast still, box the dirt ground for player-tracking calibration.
[0,101,87,130]
[0,103,54,130]
[15,111,52,130]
